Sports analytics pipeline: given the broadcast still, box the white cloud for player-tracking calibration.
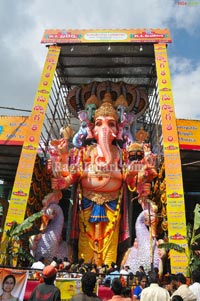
[170,56,200,120]
[0,0,199,118]
[27,0,200,33]
[170,1,200,33]
[169,56,193,74]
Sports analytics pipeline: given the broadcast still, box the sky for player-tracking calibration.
[0,0,200,120]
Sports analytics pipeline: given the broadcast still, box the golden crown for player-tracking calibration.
[128,142,144,153]
[94,102,119,121]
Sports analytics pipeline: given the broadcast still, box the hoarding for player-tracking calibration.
[154,44,188,275]
[0,116,28,145]
[177,119,200,150]
[41,28,172,44]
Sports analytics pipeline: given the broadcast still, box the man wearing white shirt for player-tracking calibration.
[171,273,196,301]
[141,271,170,301]
[31,256,45,269]
[189,269,200,301]
[120,265,130,282]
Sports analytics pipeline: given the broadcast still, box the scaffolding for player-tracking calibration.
[40,42,163,168]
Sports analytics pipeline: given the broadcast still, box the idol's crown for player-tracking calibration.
[94,102,119,121]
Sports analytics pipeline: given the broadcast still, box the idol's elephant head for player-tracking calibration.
[93,102,119,168]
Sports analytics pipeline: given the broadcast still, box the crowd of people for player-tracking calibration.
[28,256,200,301]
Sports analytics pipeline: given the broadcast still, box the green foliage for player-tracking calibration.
[158,205,200,276]
[186,204,200,275]
[6,212,42,237]
[158,242,186,253]
[1,212,43,266]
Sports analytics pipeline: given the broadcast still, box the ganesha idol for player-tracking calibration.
[51,93,157,266]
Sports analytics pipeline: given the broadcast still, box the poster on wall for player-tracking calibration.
[0,268,28,301]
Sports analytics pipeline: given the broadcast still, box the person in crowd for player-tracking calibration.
[75,258,87,274]
[171,273,197,301]
[107,277,125,301]
[0,274,19,301]
[63,257,71,269]
[120,274,126,288]
[104,265,120,286]
[28,265,61,301]
[163,274,177,296]
[57,259,64,270]
[31,256,45,270]
[91,263,99,274]
[120,266,130,284]
[133,274,147,300]
[69,272,102,301]
[108,263,116,274]
[50,257,58,268]
[189,269,200,301]
[128,272,136,290]
[153,267,162,286]
[97,273,105,286]
[102,277,112,288]
[98,278,113,300]
[172,296,184,301]
[140,271,170,301]
[139,266,145,274]
[122,286,132,301]
[135,266,146,281]
[100,264,109,276]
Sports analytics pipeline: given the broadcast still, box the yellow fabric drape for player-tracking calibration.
[78,205,121,266]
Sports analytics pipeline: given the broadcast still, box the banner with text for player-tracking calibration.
[177,119,200,150]
[41,28,172,44]
[0,116,28,145]
[0,46,60,256]
[154,44,188,275]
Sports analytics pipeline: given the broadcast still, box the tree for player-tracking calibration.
[0,212,42,266]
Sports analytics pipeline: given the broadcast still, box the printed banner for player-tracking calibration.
[154,44,188,274]
[41,28,172,44]
[0,268,28,301]
[0,116,28,145]
[177,119,200,150]
[56,278,82,300]
[0,46,60,256]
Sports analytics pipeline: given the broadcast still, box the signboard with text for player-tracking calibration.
[177,119,200,150]
[41,28,172,44]
[0,46,60,257]
[0,116,28,145]
[154,44,188,275]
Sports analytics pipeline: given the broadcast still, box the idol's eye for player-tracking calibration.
[95,120,102,127]
[108,121,116,128]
